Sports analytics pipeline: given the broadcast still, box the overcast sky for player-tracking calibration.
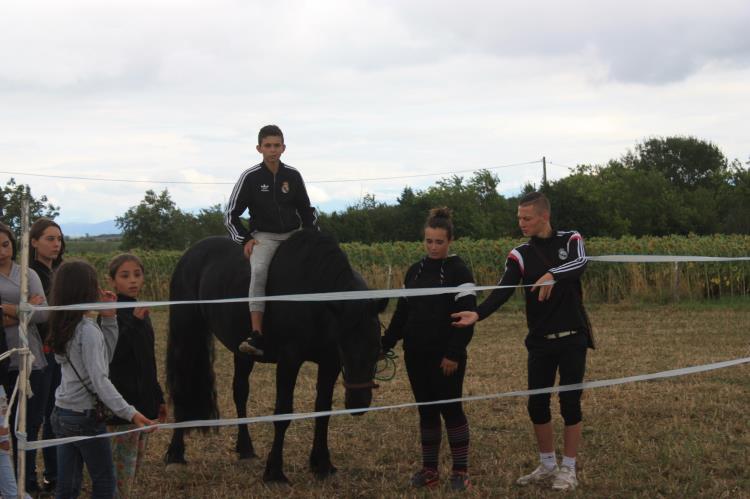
[2,0,749,227]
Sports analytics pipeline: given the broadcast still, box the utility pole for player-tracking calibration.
[542,156,547,189]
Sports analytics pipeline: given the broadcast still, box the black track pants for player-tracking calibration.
[404,350,467,427]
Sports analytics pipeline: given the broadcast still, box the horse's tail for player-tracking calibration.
[166,256,219,424]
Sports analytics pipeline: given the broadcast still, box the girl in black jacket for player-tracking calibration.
[107,254,165,498]
[29,217,65,493]
[382,208,476,491]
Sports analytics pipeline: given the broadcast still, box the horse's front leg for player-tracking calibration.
[233,353,258,460]
[164,428,187,471]
[309,359,340,479]
[263,355,303,484]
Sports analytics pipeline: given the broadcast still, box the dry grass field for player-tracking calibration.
[69,298,749,498]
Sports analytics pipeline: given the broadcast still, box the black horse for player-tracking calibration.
[164,230,385,483]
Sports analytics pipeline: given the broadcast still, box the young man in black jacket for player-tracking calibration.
[224,125,318,356]
[452,191,593,491]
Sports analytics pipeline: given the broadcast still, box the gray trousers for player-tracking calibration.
[248,230,297,312]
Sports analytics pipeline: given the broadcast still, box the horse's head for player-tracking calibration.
[338,297,388,412]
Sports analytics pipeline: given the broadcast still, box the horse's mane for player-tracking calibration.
[274,229,356,292]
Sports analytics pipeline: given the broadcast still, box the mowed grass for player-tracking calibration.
[106,300,748,498]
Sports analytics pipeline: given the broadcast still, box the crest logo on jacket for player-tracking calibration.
[558,248,568,260]
[281,181,290,194]
[260,184,269,192]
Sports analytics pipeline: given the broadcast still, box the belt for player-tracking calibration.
[55,406,97,417]
[544,330,578,340]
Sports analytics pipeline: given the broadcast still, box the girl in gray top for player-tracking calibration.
[0,224,48,370]
[0,222,49,493]
[47,260,154,499]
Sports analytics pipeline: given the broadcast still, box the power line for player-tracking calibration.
[311,160,541,183]
[0,171,232,185]
[548,161,578,170]
[0,160,541,186]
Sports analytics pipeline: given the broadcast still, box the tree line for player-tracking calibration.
[2,136,748,249]
[320,136,749,242]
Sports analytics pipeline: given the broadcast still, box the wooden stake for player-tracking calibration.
[16,197,30,499]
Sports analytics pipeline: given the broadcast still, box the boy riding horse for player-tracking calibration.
[224,125,318,356]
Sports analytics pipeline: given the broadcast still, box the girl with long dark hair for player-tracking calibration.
[48,260,154,498]
[29,217,65,493]
[106,254,166,498]
[0,222,48,494]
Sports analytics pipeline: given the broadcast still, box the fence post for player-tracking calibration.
[672,262,680,302]
[17,198,31,499]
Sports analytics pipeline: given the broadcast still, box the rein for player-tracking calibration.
[341,349,399,389]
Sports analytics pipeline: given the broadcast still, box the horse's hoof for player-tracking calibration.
[312,465,338,480]
[310,456,338,480]
[238,451,259,461]
[165,462,188,473]
[263,470,290,484]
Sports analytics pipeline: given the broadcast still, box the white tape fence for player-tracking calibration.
[11,253,750,451]
[17,355,750,451]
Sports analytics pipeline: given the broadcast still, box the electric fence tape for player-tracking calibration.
[17,355,750,451]
[12,253,750,450]
[23,254,750,313]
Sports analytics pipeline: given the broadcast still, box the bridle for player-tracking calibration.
[341,379,380,390]
[338,306,389,391]
[340,354,380,390]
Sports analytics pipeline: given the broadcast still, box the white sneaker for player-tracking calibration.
[516,464,558,486]
[551,465,578,491]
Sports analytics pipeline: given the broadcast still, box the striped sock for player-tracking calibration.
[420,425,442,470]
[446,421,470,473]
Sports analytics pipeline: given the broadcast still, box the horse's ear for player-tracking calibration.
[372,298,389,314]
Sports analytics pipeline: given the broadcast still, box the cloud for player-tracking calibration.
[3,0,749,95]
[2,1,749,228]
[385,0,750,84]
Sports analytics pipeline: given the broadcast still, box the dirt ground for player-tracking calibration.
[47,299,750,498]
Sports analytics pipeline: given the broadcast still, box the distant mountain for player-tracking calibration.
[61,220,120,238]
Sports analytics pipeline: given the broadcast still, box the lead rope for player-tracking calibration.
[376,322,398,382]
[375,349,398,382]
